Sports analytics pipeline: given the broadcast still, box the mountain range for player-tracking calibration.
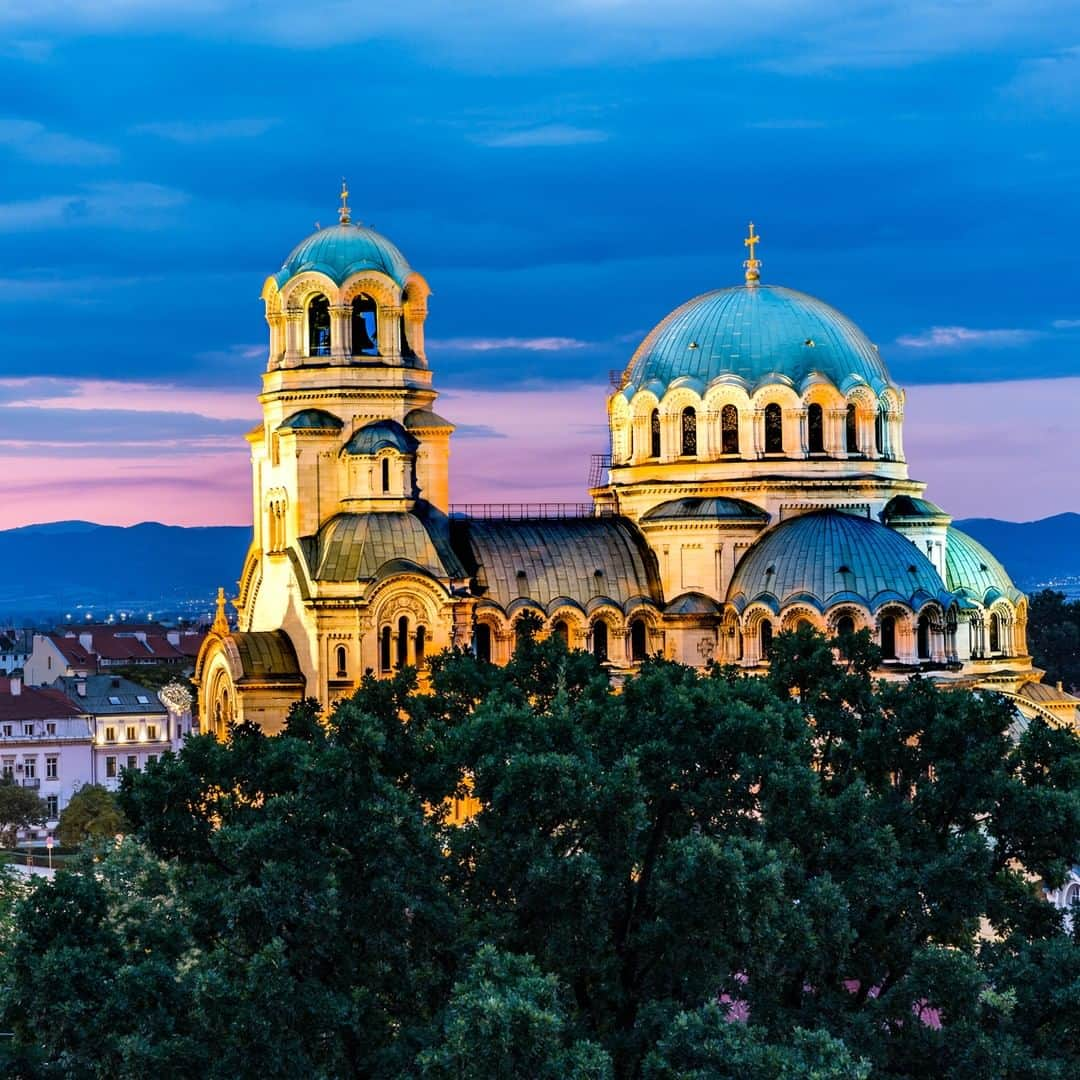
[0,513,1075,617]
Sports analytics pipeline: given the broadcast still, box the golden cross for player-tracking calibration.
[743,221,762,284]
[339,177,351,225]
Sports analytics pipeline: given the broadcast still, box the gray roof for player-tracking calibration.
[52,674,166,716]
[881,495,949,522]
[278,408,344,432]
[453,517,662,612]
[301,506,466,583]
[233,631,303,683]
[343,419,418,456]
[404,408,454,431]
[642,497,769,523]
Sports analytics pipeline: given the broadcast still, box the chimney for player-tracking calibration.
[79,632,93,651]
[76,679,87,697]
[10,676,21,696]
[1058,681,1064,693]
[111,677,120,689]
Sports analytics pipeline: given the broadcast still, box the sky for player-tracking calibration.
[1,0,1079,527]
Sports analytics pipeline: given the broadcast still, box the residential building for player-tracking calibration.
[0,629,32,674]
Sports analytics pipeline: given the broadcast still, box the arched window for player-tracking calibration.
[796,618,813,632]
[474,623,492,663]
[807,403,825,454]
[837,615,856,638]
[630,618,648,662]
[989,612,1001,653]
[400,315,416,360]
[650,409,661,458]
[721,404,739,454]
[351,294,378,356]
[593,620,608,662]
[845,403,858,453]
[917,614,931,660]
[552,619,569,645]
[335,644,348,678]
[379,625,392,674]
[381,457,391,493]
[875,406,885,456]
[308,294,330,357]
[415,625,426,666]
[880,615,897,659]
[764,403,783,454]
[1066,883,1080,906]
[681,407,697,456]
[396,615,409,669]
[760,619,773,659]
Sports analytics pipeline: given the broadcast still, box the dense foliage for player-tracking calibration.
[1029,589,1080,692]
[0,778,47,848]
[2,624,1080,1079]
[56,783,127,848]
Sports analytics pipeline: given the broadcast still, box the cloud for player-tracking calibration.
[480,124,608,148]
[432,336,589,352]
[1052,318,1080,329]
[131,118,277,142]
[1004,46,1080,111]
[895,326,1045,349]
[453,423,507,438]
[0,118,115,164]
[0,182,187,232]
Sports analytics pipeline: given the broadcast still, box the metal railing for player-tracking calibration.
[588,453,611,489]
[449,503,599,520]
[20,778,39,789]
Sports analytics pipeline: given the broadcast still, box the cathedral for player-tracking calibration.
[195,192,1078,733]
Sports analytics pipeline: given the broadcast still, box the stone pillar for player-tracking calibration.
[382,305,403,362]
[266,313,285,370]
[329,304,350,364]
[857,409,875,458]
[827,408,846,457]
[792,407,808,456]
[891,413,905,462]
[283,310,303,367]
[752,408,765,458]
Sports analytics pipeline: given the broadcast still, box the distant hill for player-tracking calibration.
[0,521,250,615]
[954,513,1080,590]
[0,513,1073,618]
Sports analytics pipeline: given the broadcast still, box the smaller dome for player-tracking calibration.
[404,408,455,431]
[882,496,949,522]
[729,509,949,614]
[665,592,721,616]
[274,223,413,289]
[642,497,770,523]
[277,408,343,432]
[945,527,1022,606]
[343,419,419,456]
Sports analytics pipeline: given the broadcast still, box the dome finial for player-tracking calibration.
[743,221,762,285]
[338,177,351,225]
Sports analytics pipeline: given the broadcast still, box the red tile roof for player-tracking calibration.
[0,678,83,721]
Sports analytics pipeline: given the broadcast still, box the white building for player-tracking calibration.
[0,630,32,675]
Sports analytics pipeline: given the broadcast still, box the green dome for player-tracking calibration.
[274,223,412,289]
[882,496,949,522]
[728,509,949,614]
[621,285,892,400]
[945,527,1022,606]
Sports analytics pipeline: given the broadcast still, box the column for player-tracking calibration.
[381,305,403,362]
[329,304,350,364]
[266,313,285,369]
[827,408,846,457]
[752,408,765,458]
[283,311,303,367]
[857,409,875,458]
[891,413,905,462]
[792,408,808,456]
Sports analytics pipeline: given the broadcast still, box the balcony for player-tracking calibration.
[20,778,40,789]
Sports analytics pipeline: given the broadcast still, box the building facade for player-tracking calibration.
[196,202,1077,733]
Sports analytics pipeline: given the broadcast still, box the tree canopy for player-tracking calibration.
[56,783,127,848]
[1028,589,1080,692]
[0,778,47,849]
[3,625,1080,1079]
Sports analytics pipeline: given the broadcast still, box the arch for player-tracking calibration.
[351,293,379,356]
[836,614,856,638]
[592,619,609,662]
[307,293,331,357]
[759,618,773,659]
[650,408,661,458]
[845,403,858,453]
[880,614,897,659]
[415,625,426,666]
[379,625,392,674]
[875,404,885,456]
[396,615,409,669]
[474,622,492,663]
[989,610,1001,653]
[807,402,825,453]
[720,403,739,454]
[552,618,569,645]
[630,617,648,662]
[764,403,783,454]
[335,644,348,679]
[917,613,931,660]
[681,407,697,456]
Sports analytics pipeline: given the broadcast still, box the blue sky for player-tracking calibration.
[1,2,1079,524]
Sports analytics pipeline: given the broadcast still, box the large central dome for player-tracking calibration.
[621,284,892,399]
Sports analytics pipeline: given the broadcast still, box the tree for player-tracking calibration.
[0,778,47,848]
[57,783,127,847]
[1028,589,1080,691]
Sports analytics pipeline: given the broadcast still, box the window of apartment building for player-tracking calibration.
[45,756,58,780]
[22,723,33,737]
[105,756,117,778]
[46,795,58,819]
[105,726,116,742]
[1,757,13,780]
[2,724,11,738]
[23,758,36,779]
[147,754,158,766]
[126,725,137,742]
[147,724,158,741]
[126,755,137,771]
[46,722,56,736]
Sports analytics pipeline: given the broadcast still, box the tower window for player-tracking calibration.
[592,620,609,662]
[989,612,1001,653]
[630,618,648,662]
[415,625,426,666]
[381,457,391,493]
[650,409,661,458]
[881,615,897,659]
[917,614,931,660]
[351,294,378,356]
[335,645,347,679]
[760,619,773,659]
[474,623,492,663]
[681,407,697,456]
[552,619,569,645]
[875,405,885,456]
[380,626,392,674]
[807,403,824,453]
[396,615,409,669]
[308,294,331,357]
[721,404,739,455]
[400,316,416,361]
[845,403,858,453]
[764,403,783,454]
